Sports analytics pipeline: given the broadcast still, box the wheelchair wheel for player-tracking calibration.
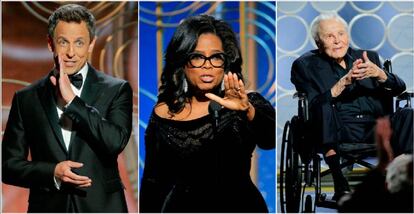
[280,118,303,213]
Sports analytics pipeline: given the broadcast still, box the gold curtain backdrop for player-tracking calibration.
[1,2,138,212]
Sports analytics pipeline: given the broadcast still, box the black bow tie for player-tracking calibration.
[69,73,83,89]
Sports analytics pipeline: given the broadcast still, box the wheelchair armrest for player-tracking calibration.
[396,91,413,109]
[293,91,309,122]
[293,91,307,99]
[397,91,414,99]
[383,59,392,74]
[383,59,413,109]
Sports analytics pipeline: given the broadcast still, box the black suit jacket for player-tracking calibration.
[291,48,406,145]
[2,65,133,212]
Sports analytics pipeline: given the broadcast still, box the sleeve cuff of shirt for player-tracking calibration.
[378,70,389,82]
[378,72,394,89]
[64,97,76,110]
[54,176,62,190]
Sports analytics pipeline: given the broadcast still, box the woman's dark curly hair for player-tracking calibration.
[157,14,243,114]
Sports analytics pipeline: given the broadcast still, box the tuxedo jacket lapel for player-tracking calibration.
[80,66,105,105]
[37,74,68,154]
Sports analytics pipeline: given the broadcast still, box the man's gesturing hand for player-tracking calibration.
[50,54,76,105]
[351,51,387,82]
[54,160,92,188]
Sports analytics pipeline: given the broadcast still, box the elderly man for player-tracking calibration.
[291,13,407,200]
[2,4,132,212]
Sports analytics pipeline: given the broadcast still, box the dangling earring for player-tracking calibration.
[183,78,188,93]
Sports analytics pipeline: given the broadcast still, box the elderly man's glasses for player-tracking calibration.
[187,53,226,68]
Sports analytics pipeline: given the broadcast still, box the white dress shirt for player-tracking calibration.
[54,63,88,189]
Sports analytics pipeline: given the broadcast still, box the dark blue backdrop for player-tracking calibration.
[139,2,276,212]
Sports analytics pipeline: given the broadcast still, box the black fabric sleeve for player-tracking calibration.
[247,92,275,150]
[291,58,342,145]
[2,92,56,189]
[369,51,406,95]
[139,115,173,213]
[64,82,133,157]
[291,58,334,108]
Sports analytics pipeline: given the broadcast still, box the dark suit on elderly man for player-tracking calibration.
[291,47,406,152]
[2,65,132,212]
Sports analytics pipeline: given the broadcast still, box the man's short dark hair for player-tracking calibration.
[48,4,96,41]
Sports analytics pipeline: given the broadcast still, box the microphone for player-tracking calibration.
[208,100,221,129]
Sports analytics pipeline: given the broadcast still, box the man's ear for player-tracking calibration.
[88,36,97,53]
[47,35,54,52]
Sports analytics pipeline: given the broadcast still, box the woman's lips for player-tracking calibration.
[200,75,214,83]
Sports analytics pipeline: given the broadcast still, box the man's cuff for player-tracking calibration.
[64,96,77,110]
[377,71,388,83]
[378,72,393,89]
[54,176,62,190]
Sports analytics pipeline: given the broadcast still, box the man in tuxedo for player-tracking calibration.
[291,13,408,201]
[2,4,132,212]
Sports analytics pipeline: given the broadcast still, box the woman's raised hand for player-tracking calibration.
[205,71,251,111]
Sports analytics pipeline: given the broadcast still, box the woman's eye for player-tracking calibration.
[212,55,223,60]
[191,55,204,60]
[213,53,226,60]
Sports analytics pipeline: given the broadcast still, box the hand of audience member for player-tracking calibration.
[375,117,394,172]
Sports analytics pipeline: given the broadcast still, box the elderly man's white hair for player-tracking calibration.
[311,13,348,44]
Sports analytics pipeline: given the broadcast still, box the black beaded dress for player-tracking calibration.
[140,92,275,213]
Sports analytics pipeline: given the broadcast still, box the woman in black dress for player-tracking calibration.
[139,14,275,213]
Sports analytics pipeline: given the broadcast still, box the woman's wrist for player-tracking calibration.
[246,102,255,121]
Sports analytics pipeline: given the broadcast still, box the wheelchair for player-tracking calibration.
[279,60,413,213]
